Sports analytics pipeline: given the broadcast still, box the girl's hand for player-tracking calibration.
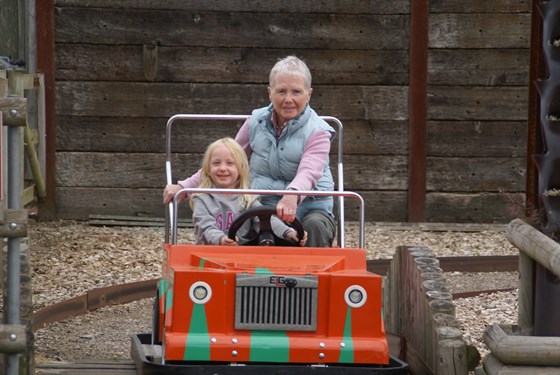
[286,230,308,246]
[219,236,238,246]
[163,184,186,204]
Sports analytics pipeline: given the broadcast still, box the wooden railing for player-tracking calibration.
[384,246,475,375]
[480,218,560,374]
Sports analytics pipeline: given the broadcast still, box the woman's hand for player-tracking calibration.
[276,195,298,222]
[163,184,185,205]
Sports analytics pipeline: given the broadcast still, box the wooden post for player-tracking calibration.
[517,251,534,333]
[425,291,453,369]
[437,339,468,375]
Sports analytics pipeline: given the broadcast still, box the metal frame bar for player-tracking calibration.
[171,188,365,248]
[163,114,345,246]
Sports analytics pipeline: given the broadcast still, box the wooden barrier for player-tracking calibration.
[384,246,471,375]
[479,218,560,374]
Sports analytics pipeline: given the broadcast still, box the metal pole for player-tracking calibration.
[6,125,23,375]
[171,188,364,248]
[164,114,345,246]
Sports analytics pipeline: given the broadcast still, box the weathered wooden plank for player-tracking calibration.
[430,0,530,13]
[56,187,178,220]
[429,49,529,86]
[55,187,409,222]
[430,14,530,49]
[55,8,410,49]
[55,152,190,188]
[427,86,529,121]
[36,360,136,374]
[427,121,527,158]
[56,116,242,152]
[56,116,527,158]
[56,116,409,155]
[483,353,560,375]
[55,152,525,193]
[88,214,193,228]
[426,192,524,223]
[427,157,526,191]
[0,96,27,126]
[57,0,532,14]
[55,0,411,14]
[56,81,528,122]
[483,323,560,366]
[56,187,520,223]
[56,44,410,85]
[0,0,19,58]
[55,82,409,120]
[55,152,409,190]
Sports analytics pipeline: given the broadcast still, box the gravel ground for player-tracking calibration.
[17,220,519,365]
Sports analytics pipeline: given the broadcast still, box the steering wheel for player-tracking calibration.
[227,206,305,246]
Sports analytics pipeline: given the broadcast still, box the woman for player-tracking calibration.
[164,56,336,247]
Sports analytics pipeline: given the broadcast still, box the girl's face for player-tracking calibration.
[209,145,239,189]
[268,73,312,125]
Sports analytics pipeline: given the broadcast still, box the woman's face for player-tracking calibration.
[268,73,312,125]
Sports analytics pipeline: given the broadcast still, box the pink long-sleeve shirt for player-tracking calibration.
[178,116,332,192]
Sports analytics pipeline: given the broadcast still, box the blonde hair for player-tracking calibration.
[190,137,256,209]
[269,55,312,89]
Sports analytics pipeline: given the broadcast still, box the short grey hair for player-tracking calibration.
[269,56,312,89]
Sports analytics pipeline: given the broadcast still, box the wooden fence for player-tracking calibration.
[477,218,560,374]
[384,246,474,374]
[50,0,529,223]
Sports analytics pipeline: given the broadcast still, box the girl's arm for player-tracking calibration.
[192,197,231,245]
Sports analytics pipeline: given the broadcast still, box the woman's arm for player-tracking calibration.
[287,130,332,191]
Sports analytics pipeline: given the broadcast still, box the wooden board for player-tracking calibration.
[55,82,409,120]
[55,0,412,14]
[36,360,136,375]
[55,9,410,49]
[56,45,410,85]
[55,151,524,192]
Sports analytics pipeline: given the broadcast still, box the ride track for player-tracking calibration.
[32,255,518,332]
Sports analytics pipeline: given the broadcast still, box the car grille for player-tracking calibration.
[235,274,318,331]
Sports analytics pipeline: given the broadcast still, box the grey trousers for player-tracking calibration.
[301,210,336,248]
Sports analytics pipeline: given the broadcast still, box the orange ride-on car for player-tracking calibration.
[131,187,408,374]
[131,114,407,373]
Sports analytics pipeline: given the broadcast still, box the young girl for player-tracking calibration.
[190,137,306,246]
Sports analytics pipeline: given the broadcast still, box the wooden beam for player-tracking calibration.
[408,0,429,222]
[506,218,560,277]
[35,0,56,218]
[0,324,27,354]
[0,96,27,127]
[483,324,560,366]
[526,0,546,215]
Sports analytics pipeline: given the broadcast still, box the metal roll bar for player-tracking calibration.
[163,114,345,246]
[170,188,364,248]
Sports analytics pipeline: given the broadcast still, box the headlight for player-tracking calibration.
[189,281,212,304]
[344,285,367,308]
